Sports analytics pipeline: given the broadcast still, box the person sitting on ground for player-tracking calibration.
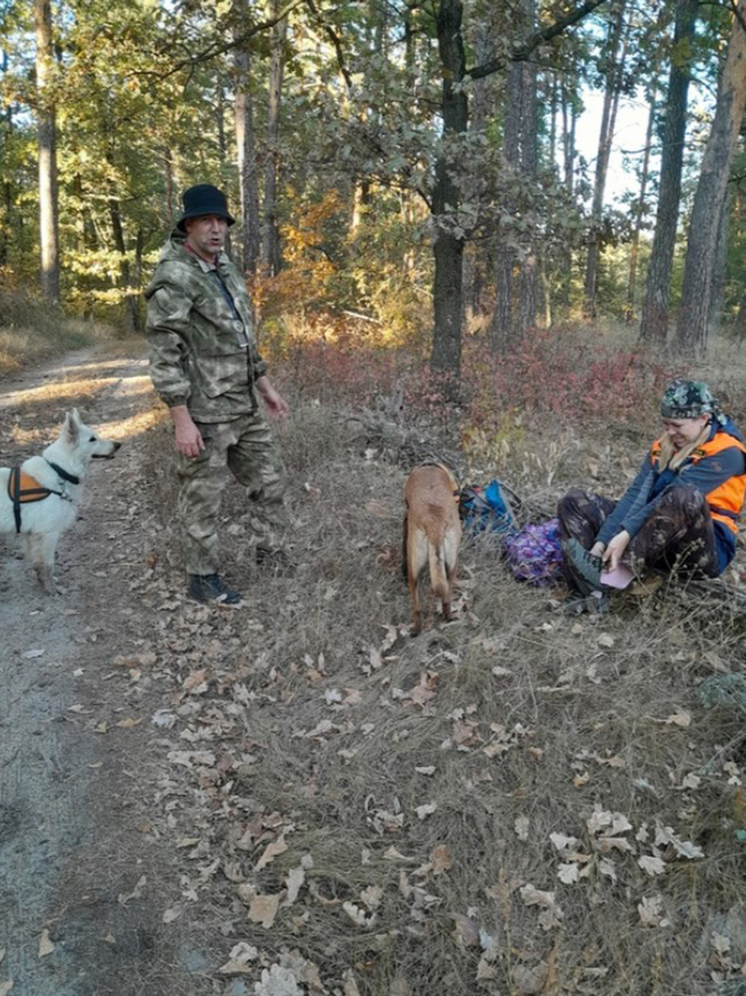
[558,378,746,613]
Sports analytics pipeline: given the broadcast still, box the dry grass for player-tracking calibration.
[0,287,116,375]
[134,325,746,995]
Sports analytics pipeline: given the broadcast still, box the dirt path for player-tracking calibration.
[0,344,215,996]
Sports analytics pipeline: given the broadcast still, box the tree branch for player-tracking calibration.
[303,0,353,89]
[468,0,609,81]
[145,0,306,81]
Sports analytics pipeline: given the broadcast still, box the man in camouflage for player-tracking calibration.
[145,183,289,605]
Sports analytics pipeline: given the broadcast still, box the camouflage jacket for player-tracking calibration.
[145,232,267,423]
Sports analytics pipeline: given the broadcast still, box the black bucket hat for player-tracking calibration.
[176,184,235,231]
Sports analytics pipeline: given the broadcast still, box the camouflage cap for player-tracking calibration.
[660,378,722,421]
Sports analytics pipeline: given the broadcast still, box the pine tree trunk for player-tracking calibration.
[262,3,287,277]
[163,149,174,224]
[518,0,539,334]
[583,0,627,318]
[35,0,60,303]
[233,4,261,275]
[488,59,521,353]
[430,0,467,386]
[625,93,655,321]
[708,189,730,339]
[675,3,746,354]
[557,80,576,313]
[464,30,493,324]
[639,0,698,346]
[108,193,139,334]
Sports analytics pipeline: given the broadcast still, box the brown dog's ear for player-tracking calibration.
[63,410,80,445]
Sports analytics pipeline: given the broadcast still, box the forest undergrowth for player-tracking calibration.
[128,320,746,995]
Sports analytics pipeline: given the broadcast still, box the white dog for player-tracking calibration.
[0,409,120,592]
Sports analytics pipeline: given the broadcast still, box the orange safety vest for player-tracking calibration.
[651,431,746,534]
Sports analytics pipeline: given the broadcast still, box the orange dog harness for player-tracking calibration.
[7,464,75,533]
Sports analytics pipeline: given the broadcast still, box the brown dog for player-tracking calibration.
[403,464,462,633]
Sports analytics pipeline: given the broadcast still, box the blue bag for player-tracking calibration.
[459,479,520,537]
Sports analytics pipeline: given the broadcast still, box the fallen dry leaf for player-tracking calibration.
[512,961,549,995]
[218,941,259,975]
[638,893,670,927]
[431,844,453,875]
[118,874,147,906]
[452,913,480,947]
[638,854,666,877]
[116,717,142,729]
[343,901,374,927]
[415,802,437,820]
[557,862,580,884]
[248,893,280,928]
[515,816,530,841]
[38,930,54,958]
[343,969,362,995]
[285,866,305,905]
[0,981,13,995]
[255,835,288,871]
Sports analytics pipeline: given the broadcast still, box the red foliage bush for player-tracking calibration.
[462,325,675,430]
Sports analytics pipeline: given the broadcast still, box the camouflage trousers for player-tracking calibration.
[557,485,719,591]
[177,411,287,576]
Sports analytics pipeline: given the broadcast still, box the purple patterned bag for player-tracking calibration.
[504,518,564,585]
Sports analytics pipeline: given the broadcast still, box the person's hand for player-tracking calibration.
[256,376,290,420]
[590,541,606,560]
[603,530,630,571]
[171,406,204,458]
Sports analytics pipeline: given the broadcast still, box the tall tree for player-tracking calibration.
[34,0,59,302]
[518,0,539,335]
[431,0,609,382]
[675,2,746,353]
[430,0,468,384]
[583,0,627,318]
[263,0,288,276]
[639,0,698,346]
[233,3,261,275]
[625,90,656,321]
[488,60,521,352]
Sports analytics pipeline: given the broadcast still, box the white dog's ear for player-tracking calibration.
[63,410,80,444]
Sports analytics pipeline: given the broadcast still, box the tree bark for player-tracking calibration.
[639,0,698,346]
[488,60,520,353]
[675,3,746,354]
[583,0,627,318]
[233,3,261,275]
[708,188,731,339]
[557,78,577,313]
[108,193,139,334]
[430,0,468,386]
[625,92,655,322]
[518,0,539,334]
[262,1,287,276]
[35,0,60,303]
